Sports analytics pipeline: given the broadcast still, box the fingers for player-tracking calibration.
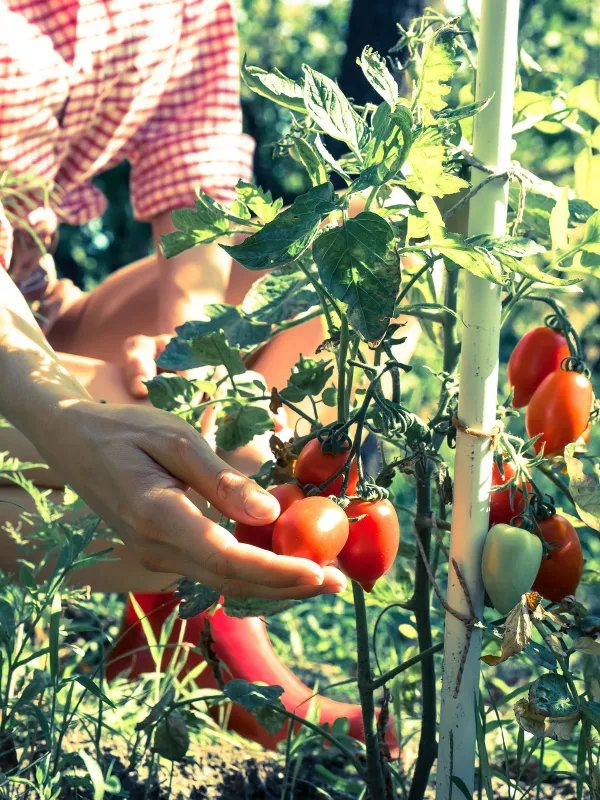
[140,486,347,598]
[141,425,281,526]
[123,335,157,398]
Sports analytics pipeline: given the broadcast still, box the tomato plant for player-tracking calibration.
[293,438,358,496]
[507,325,570,407]
[532,514,584,603]
[272,496,349,566]
[481,524,542,614]
[234,483,305,550]
[337,498,400,592]
[526,369,593,456]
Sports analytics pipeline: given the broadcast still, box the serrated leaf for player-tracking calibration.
[292,139,328,187]
[176,579,220,619]
[514,698,580,741]
[241,267,319,327]
[513,257,582,286]
[352,103,412,192]
[186,333,246,376]
[405,127,469,197]
[241,56,306,113]
[235,181,283,224]
[216,405,273,452]
[567,79,600,123]
[427,229,506,284]
[161,191,231,258]
[181,307,271,351]
[313,212,399,345]
[564,446,600,532]
[359,46,398,108]
[302,66,368,154]
[280,357,334,402]
[223,596,299,617]
[254,700,287,735]
[438,96,492,122]
[415,25,459,123]
[530,673,579,718]
[509,178,597,244]
[223,679,284,711]
[146,374,214,413]
[467,234,546,258]
[314,135,351,181]
[222,182,338,270]
[154,711,189,762]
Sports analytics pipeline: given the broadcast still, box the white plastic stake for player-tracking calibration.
[436,2,520,796]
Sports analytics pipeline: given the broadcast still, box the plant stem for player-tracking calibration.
[338,317,350,424]
[408,460,438,800]
[371,642,443,690]
[352,581,386,800]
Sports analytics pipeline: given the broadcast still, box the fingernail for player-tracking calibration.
[324,582,346,594]
[297,569,324,587]
[244,491,280,520]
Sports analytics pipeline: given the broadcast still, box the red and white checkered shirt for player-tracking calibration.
[0,0,254,277]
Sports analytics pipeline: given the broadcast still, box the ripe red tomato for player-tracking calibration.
[507,326,570,408]
[234,483,305,551]
[293,438,359,497]
[488,461,530,528]
[526,370,593,457]
[532,514,584,603]
[273,496,349,566]
[337,499,400,592]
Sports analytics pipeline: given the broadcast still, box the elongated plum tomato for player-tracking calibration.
[234,484,304,551]
[293,438,358,497]
[273,496,349,566]
[337,499,400,592]
[488,461,530,528]
[526,370,593,457]
[481,524,542,614]
[507,326,570,408]
[532,514,583,603]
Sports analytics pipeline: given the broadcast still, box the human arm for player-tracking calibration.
[0,269,345,597]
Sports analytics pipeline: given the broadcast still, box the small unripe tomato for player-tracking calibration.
[532,514,583,603]
[482,524,542,614]
[526,370,593,457]
[273,496,349,566]
[234,483,305,551]
[507,326,570,408]
[337,499,400,592]
[488,461,530,528]
[293,438,358,497]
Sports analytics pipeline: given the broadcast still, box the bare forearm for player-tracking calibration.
[0,271,91,447]
[152,210,232,332]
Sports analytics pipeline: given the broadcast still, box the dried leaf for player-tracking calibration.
[573,637,600,656]
[481,594,540,666]
[514,698,580,741]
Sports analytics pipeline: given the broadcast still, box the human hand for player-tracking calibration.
[122,334,172,399]
[39,401,346,599]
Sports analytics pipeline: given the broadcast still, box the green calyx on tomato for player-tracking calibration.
[337,498,400,592]
[234,483,305,551]
[273,496,349,566]
[508,326,570,408]
[488,460,530,529]
[482,524,543,615]
[531,514,584,603]
[526,369,593,457]
[293,437,358,497]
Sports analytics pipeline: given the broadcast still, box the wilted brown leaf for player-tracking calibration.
[481,594,543,666]
[514,698,580,741]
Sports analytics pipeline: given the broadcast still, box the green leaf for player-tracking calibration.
[235,181,283,224]
[438,96,492,122]
[467,234,546,258]
[223,596,299,617]
[567,79,600,123]
[291,139,328,187]
[359,46,398,108]
[179,332,246,376]
[0,598,15,648]
[313,212,399,345]
[241,266,319,327]
[176,579,220,619]
[404,127,469,197]
[407,194,444,241]
[352,103,413,192]
[427,230,506,284]
[302,66,368,154]
[550,187,570,254]
[254,701,287,735]
[223,679,284,711]
[564,447,600,532]
[146,374,214,413]
[508,177,597,243]
[415,24,460,123]
[513,258,582,287]
[529,673,579,718]
[280,357,334,403]
[15,670,52,708]
[241,55,306,113]
[161,196,230,258]
[580,209,600,254]
[222,182,339,270]
[451,776,473,800]
[154,711,190,762]
[75,675,117,710]
[314,135,351,182]
[216,405,273,451]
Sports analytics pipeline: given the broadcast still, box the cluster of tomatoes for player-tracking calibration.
[482,323,592,614]
[234,438,400,592]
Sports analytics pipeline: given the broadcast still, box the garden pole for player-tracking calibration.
[436,2,520,797]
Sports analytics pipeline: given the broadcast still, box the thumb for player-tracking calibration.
[141,420,280,525]
[123,335,157,398]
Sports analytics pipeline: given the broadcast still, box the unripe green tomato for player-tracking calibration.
[481,524,543,615]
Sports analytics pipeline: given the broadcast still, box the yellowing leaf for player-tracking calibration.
[416,26,459,124]
[514,698,580,741]
[481,594,542,666]
[573,637,600,656]
[567,79,600,123]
